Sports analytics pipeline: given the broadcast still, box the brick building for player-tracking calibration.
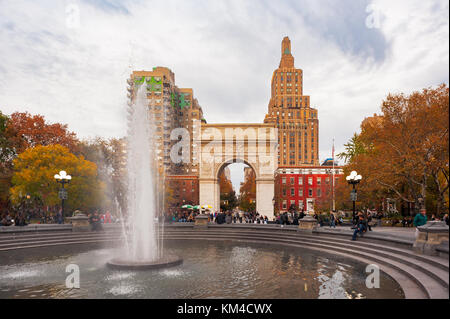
[275,165,343,213]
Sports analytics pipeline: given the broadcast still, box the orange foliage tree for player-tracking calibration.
[7,112,78,155]
[219,168,237,210]
[340,84,449,216]
[239,168,256,212]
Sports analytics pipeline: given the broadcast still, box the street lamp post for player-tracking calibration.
[25,194,31,222]
[346,171,362,223]
[54,170,72,222]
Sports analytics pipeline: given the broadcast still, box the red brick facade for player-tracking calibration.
[274,166,343,213]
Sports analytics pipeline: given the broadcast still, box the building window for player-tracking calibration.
[298,177,303,185]
[290,188,295,196]
[326,177,330,184]
[317,189,321,197]
[282,188,287,196]
[317,178,321,185]
[298,188,303,197]
[282,177,286,184]
[308,177,313,185]
[290,177,294,185]
[282,200,287,210]
[308,189,313,197]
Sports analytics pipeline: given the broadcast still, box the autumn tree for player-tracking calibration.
[10,144,105,213]
[218,168,237,210]
[6,112,78,155]
[0,111,80,209]
[342,84,449,216]
[0,112,13,209]
[109,138,128,215]
[0,111,14,172]
[218,169,233,194]
[239,168,256,212]
[76,137,128,215]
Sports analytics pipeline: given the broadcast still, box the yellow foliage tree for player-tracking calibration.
[10,144,105,212]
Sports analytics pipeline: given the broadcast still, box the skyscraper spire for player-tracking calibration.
[264,36,319,167]
[279,36,294,68]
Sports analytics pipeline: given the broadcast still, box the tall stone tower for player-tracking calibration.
[264,36,319,167]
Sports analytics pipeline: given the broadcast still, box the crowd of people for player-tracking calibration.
[163,210,270,224]
[0,207,66,226]
[164,211,198,223]
[212,211,269,224]
[0,208,117,229]
[0,211,29,226]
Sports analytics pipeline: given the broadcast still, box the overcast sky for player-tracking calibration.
[0,0,448,192]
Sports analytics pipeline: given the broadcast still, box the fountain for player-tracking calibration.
[107,81,182,270]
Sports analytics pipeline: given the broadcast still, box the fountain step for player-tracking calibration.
[162,233,448,299]
[162,228,449,271]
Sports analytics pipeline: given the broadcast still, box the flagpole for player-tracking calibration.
[332,138,335,212]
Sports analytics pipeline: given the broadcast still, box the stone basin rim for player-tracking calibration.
[106,255,183,270]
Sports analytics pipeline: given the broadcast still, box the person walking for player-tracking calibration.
[413,209,428,238]
[376,211,383,227]
[105,211,112,224]
[56,209,63,224]
[330,212,336,228]
[365,211,372,231]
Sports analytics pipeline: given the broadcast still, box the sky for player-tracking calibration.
[0,0,448,192]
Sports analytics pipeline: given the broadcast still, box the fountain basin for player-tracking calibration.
[106,255,183,270]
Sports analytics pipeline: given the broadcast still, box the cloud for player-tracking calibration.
[0,0,448,180]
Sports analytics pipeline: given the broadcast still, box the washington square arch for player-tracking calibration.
[196,123,278,219]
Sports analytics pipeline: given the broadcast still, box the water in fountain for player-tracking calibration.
[108,80,182,270]
[123,82,159,262]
